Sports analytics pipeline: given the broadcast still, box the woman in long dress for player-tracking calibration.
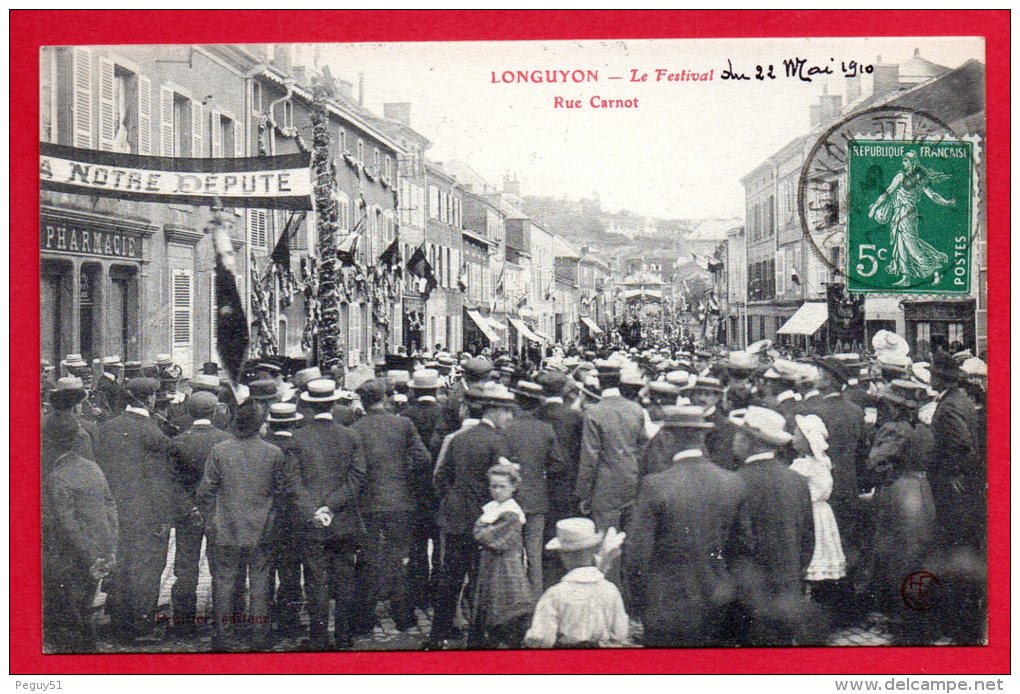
[868,151,955,287]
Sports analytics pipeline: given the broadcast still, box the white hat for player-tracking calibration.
[729,406,793,447]
[910,362,932,385]
[794,414,829,459]
[746,339,772,356]
[872,330,910,358]
[961,357,987,378]
[545,518,605,552]
[300,378,343,402]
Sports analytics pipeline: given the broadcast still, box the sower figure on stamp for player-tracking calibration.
[95,377,175,642]
[290,379,367,650]
[351,378,432,633]
[573,360,648,598]
[167,391,234,636]
[625,406,751,647]
[198,400,285,652]
[42,411,118,653]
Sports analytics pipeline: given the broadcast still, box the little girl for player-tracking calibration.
[470,462,535,648]
[789,414,847,598]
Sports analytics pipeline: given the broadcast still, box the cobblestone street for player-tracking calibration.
[82,532,905,653]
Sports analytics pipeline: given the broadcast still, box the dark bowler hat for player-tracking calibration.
[123,361,143,378]
[356,378,390,407]
[126,377,161,398]
[462,357,494,381]
[248,379,279,401]
[537,370,570,396]
[813,356,852,384]
[929,351,961,379]
[201,362,220,376]
[42,411,82,450]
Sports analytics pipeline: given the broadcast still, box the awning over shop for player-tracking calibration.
[864,296,903,321]
[508,317,545,343]
[487,316,506,333]
[777,302,828,336]
[465,309,500,344]
[534,330,553,343]
[580,316,604,335]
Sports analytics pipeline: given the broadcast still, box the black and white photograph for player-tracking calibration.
[38,35,989,656]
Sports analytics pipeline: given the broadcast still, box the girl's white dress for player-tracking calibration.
[790,454,846,581]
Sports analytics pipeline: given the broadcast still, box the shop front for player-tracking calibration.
[903,299,977,359]
[41,207,155,369]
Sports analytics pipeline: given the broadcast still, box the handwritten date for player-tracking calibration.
[721,58,874,83]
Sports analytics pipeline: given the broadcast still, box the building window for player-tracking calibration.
[161,85,202,158]
[385,155,393,182]
[357,139,364,163]
[373,148,381,170]
[252,81,262,114]
[338,127,347,153]
[336,192,351,232]
[947,322,965,350]
[916,322,932,360]
[248,209,268,250]
[282,100,293,129]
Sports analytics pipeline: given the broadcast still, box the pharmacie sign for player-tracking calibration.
[41,218,144,260]
[40,143,312,210]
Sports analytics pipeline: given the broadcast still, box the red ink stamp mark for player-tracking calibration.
[901,570,942,612]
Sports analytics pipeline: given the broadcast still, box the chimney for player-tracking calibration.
[503,173,520,196]
[846,73,862,105]
[871,56,901,97]
[383,102,412,126]
[338,79,354,101]
[272,44,292,74]
[358,72,365,107]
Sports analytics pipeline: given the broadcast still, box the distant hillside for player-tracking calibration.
[519,195,632,250]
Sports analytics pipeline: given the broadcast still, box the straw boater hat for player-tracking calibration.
[386,370,411,388]
[300,379,343,403]
[49,376,87,409]
[155,353,174,368]
[511,380,545,401]
[723,350,759,374]
[681,375,724,393]
[728,405,793,446]
[101,356,123,368]
[189,374,222,393]
[409,369,440,391]
[876,379,929,409]
[545,518,604,552]
[467,381,517,407]
[658,405,714,429]
[61,353,88,370]
[267,402,303,423]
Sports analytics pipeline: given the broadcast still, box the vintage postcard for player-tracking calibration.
[13,10,1007,676]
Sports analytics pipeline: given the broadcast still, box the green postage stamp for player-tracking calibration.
[846,139,974,294]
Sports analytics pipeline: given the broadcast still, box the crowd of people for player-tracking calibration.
[41,329,988,653]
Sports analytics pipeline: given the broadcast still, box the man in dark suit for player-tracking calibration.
[290,379,367,650]
[506,380,566,597]
[428,382,515,649]
[262,402,306,636]
[626,406,751,647]
[729,406,814,646]
[436,357,493,445]
[402,369,443,611]
[42,412,118,653]
[573,362,648,592]
[44,377,98,462]
[350,379,432,632]
[535,370,584,527]
[167,391,234,636]
[198,400,284,651]
[928,352,983,551]
[95,377,174,641]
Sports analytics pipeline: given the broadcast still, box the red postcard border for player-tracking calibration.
[10,10,1010,675]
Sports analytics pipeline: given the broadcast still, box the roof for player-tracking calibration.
[551,235,580,259]
[898,48,950,83]
[687,218,743,241]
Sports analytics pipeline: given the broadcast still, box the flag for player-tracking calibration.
[406,245,437,298]
[378,236,402,273]
[544,283,553,301]
[337,233,359,266]
[457,263,469,292]
[270,212,300,268]
[517,292,529,309]
[215,257,248,383]
[791,271,801,286]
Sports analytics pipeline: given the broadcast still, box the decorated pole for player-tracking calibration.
[311,82,344,372]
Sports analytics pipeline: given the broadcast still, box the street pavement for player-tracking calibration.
[86,531,901,652]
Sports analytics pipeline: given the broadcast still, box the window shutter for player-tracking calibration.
[233,117,244,158]
[249,209,268,250]
[137,74,152,155]
[97,56,116,151]
[209,109,222,157]
[191,99,204,157]
[210,272,218,344]
[775,250,785,295]
[160,85,174,156]
[71,47,94,149]
[171,269,193,372]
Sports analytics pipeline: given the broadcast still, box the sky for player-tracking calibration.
[308,37,984,220]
